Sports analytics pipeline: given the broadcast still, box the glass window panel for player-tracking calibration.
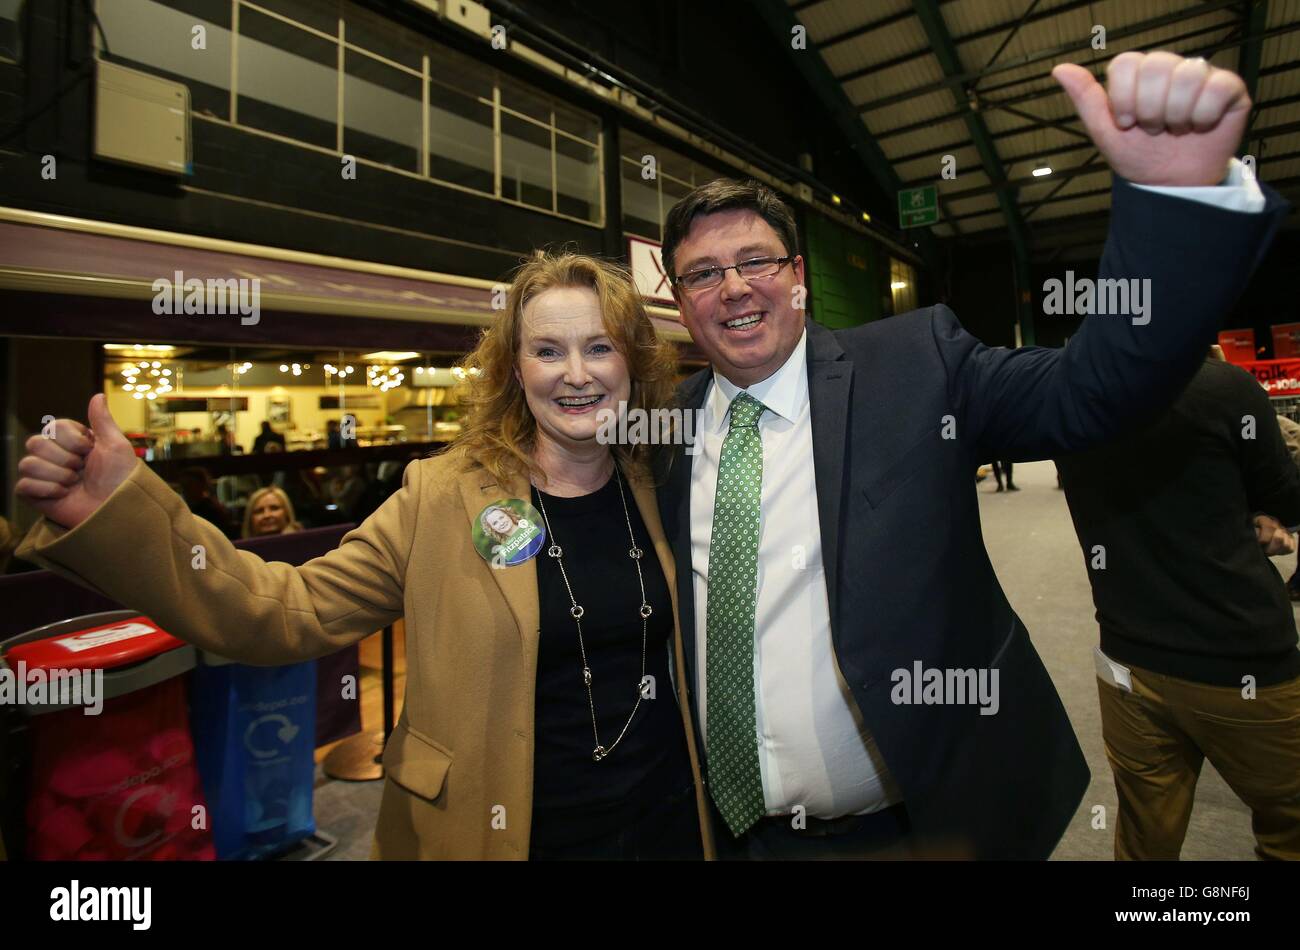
[343,49,420,173]
[500,113,553,210]
[237,6,338,149]
[620,158,660,240]
[342,2,424,71]
[0,0,17,61]
[660,174,692,232]
[555,135,599,222]
[499,78,551,124]
[97,0,232,119]
[246,0,340,36]
[554,103,598,144]
[428,86,493,194]
[428,43,494,101]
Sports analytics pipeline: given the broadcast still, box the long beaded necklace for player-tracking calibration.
[534,464,650,762]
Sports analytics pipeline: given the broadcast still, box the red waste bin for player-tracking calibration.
[1,610,215,860]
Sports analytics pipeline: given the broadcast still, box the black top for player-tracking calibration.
[1057,359,1300,686]
[528,469,693,849]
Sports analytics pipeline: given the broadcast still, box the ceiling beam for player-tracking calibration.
[943,117,1300,202]
[878,23,1294,150]
[856,0,1243,114]
[894,83,1300,171]
[912,0,1029,258]
[751,0,938,267]
[833,0,1100,83]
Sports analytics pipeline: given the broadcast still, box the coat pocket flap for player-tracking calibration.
[383,723,453,801]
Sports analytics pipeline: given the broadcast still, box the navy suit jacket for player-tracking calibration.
[658,177,1287,859]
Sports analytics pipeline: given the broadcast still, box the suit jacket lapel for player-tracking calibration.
[805,319,852,631]
[663,369,712,697]
[457,467,540,660]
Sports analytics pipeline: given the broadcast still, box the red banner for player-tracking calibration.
[1238,358,1300,394]
[1217,328,1256,363]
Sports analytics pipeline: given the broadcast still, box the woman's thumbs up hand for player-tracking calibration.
[17,394,139,529]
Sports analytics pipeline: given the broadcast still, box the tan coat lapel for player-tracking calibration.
[456,466,540,659]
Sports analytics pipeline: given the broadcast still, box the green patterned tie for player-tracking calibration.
[705,392,767,837]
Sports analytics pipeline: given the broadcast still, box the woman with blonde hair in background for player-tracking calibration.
[17,250,713,861]
[242,485,302,539]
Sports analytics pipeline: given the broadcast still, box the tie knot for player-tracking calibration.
[727,393,765,431]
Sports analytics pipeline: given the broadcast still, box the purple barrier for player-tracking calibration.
[1,523,364,746]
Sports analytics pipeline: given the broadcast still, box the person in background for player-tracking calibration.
[253,421,287,453]
[1057,347,1300,860]
[1273,412,1300,602]
[991,460,1019,492]
[214,423,238,455]
[326,419,343,450]
[175,467,237,540]
[328,465,366,520]
[242,486,303,539]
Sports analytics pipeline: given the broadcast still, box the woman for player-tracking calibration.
[242,486,302,539]
[16,251,712,861]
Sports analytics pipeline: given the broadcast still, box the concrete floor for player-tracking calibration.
[311,459,1285,860]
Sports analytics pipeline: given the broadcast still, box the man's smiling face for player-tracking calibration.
[672,208,805,388]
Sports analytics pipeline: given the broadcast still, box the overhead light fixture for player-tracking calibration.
[861,212,871,223]
[362,351,419,362]
[830,194,841,206]
[891,281,909,290]
[1032,164,1052,177]
[103,344,174,352]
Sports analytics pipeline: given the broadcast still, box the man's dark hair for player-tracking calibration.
[661,178,799,281]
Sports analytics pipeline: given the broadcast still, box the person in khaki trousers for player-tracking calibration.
[1059,351,1300,860]
[17,252,714,861]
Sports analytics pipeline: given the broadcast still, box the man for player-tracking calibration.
[656,53,1286,859]
[1057,350,1300,860]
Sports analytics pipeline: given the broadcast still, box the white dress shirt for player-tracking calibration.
[688,160,1265,820]
[691,331,902,818]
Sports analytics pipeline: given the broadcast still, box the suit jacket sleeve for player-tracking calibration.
[16,458,421,665]
[936,176,1288,463]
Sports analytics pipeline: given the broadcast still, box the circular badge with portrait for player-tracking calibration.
[472,498,546,568]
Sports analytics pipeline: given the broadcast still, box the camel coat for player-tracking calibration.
[18,453,716,860]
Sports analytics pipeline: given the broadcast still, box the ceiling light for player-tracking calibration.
[1032,165,1052,177]
[362,351,419,362]
[891,281,908,290]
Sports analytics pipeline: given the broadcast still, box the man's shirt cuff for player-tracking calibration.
[1130,157,1265,213]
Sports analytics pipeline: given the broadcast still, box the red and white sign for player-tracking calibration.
[628,237,676,307]
[1217,328,1256,363]
[1272,323,1300,359]
[7,616,185,672]
[1238,359,1300,395]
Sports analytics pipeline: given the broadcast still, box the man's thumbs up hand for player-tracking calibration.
[17,394,139,530]
[1054,52,1251,187]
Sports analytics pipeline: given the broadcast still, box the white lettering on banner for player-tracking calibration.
[52,622,155,654]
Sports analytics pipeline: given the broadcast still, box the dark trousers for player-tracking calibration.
[992,460,1015,488]
[709,800,914,860]
[528,784,704,861]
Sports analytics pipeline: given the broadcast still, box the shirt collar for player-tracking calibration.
[706,328,808,432]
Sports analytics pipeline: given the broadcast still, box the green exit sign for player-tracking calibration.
[898,186,938,228]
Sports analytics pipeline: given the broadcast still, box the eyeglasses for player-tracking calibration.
[673,256,794,292]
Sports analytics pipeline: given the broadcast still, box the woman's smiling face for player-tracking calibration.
[515,285,630,453]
